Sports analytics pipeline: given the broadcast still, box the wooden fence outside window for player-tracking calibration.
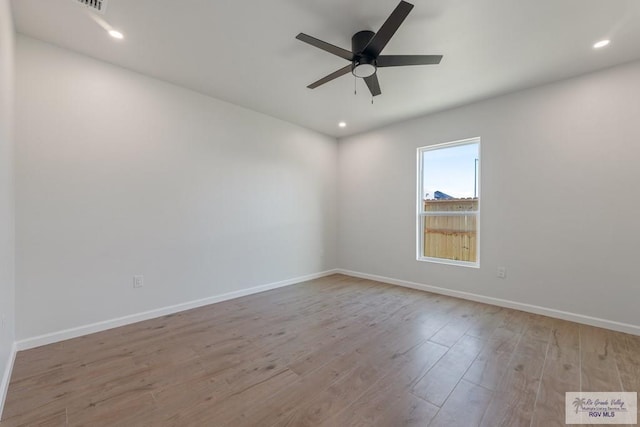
[423,198,478,262]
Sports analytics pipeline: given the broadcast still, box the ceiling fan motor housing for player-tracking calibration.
[352,30,375,54]
[352,31,377,77]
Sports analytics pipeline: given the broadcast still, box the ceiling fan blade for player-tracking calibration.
[296,33,353,61]
[364,74,382,97]
[377,55,443,67]
[307,64,353,89]
[363,1,414,57]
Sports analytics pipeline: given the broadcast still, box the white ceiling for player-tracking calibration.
[11,0,640,137]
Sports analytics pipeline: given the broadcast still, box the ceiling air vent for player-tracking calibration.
[74,0,108,14]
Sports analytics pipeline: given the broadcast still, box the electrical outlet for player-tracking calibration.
[133,275,144,288]
[497,267,507,279]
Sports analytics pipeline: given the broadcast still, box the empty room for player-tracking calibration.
[1,0,640,425]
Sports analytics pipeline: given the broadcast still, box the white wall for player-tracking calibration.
[15,36,337,341]
[0,0,15,415]
[338,60,640,329]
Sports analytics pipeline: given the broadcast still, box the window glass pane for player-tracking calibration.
[422,142,479,201]
[422,213,477,262]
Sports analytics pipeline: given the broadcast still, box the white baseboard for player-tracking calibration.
[336,269,640,336]
[16,269,339,351]
[0,342,17,421]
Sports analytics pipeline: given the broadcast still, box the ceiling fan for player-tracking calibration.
[296,1,442,97]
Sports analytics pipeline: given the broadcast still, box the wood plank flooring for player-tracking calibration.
[1,274,639,426]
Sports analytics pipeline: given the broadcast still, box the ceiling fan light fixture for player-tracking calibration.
[352,62,376,78]
[593,39,610,49]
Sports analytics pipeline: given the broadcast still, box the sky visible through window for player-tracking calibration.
[422,142,479,200]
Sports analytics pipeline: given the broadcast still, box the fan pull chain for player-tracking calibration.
[354,76,357,95]
[371,96,374,105]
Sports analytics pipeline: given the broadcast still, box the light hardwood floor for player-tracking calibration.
[1,274,639,426]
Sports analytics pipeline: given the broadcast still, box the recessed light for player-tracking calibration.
[593,39,610,49]
[338,122,347,128]
[108,30,124,39]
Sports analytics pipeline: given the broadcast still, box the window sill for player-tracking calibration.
[416,256,479,269]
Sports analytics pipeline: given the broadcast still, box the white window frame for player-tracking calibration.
[416,137,480,268]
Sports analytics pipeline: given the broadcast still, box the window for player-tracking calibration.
[417,138,480,267]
